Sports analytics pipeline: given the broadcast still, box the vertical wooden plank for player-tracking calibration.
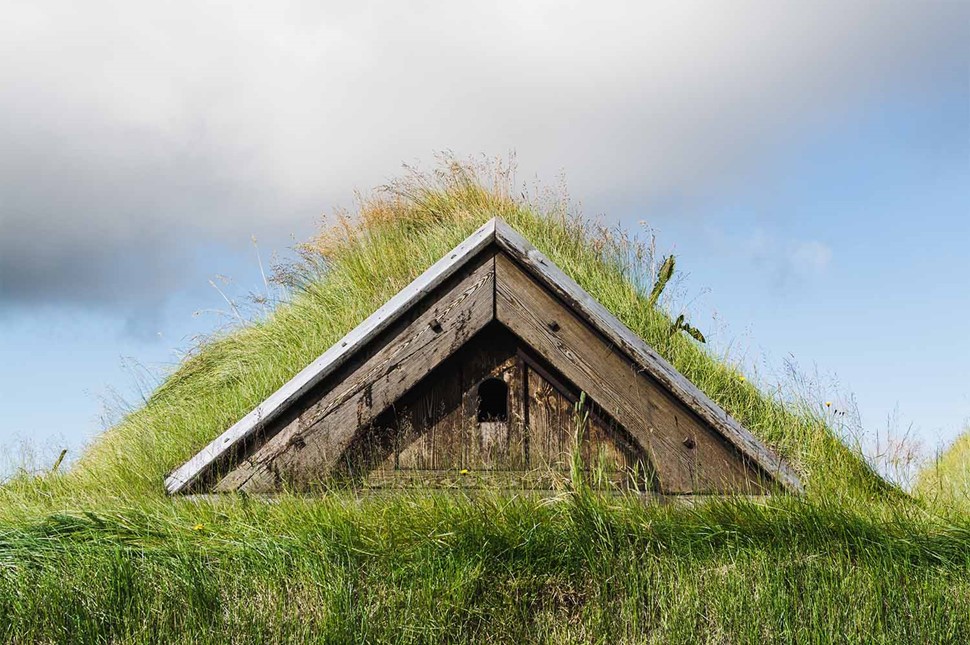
[394,370,464,471]
[461,373,480,470]
[525,368,544,468]
[584,416,625,487]
[527,369,566,471]
[506,356,527,470]
[433,366,463,471]
[522,362,531,467]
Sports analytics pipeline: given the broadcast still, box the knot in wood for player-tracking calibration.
[682,436,695,449]
[547,321,561,333]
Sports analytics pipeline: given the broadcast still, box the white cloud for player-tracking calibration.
[0,0,965,310]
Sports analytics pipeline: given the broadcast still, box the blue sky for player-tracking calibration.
[0,2,967,474]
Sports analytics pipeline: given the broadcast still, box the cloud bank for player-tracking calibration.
[1,1,966,312]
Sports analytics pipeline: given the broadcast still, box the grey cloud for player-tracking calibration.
[0,1,966,312]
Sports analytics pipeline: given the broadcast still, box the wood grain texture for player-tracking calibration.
[493,219,801,493]
[496,253,770,494]
[215,254,495,492]
[357,326,648,490]
[169,216,798,495]
[166,219,498,494]
[519,352,657,491]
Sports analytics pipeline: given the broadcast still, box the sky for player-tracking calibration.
[0,1,968,473]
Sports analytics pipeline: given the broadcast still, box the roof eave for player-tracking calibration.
[492,218,802,492]
[166,216,802,495]
[164,218,499,494]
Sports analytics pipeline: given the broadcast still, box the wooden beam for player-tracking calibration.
[165,219,498,494]
[495,254,773,494]
[168,216,800,495]
[215,253,496,492]
[493,220,801,493]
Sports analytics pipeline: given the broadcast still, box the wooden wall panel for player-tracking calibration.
[495,254,770,495]
[525,369,570,471]
[524,364,652,490]
[214,253,495,492]
[211,248,772,494]
[459,338,519,470]
[355,326,655,491]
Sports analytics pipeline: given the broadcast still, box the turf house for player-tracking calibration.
[4,168,967,642]
[167,218,799,496]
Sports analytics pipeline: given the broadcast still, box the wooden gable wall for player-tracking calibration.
[190,244,779,496]
[345,325,657,491]
[494,254,772,494]
[212,250,497,493]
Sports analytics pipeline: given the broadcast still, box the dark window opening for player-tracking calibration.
[477,377,508,422]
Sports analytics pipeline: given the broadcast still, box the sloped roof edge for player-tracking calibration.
[165,219,499,494]
[166,217,801,494]
[492,219,801,492]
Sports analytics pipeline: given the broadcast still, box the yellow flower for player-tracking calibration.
[459,469,469,475]
[825,402,832,408]
[193,523,205,531]
[738,376,746,382]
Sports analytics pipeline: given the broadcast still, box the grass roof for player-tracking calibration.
[2,159,966,642]
[7,160,889,506]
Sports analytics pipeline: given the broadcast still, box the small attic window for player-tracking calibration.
[477,378,508,422]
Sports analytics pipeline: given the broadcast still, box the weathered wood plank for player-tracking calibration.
[520,352,657,491]
[166,219,499,494]
[493,219,800,492]
[496,253,769,494]
[506,355,527,470]
[362,468,571,490]
[458,335,519,470]
[526,367,569,470]
[170,216,798,495]
[215,254,495,492]
[396,369,464,470]
[523,364,640,489]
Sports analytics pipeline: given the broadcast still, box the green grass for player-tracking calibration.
[2,493,969,643]
[1,159,966,642]
[917,424,970,515]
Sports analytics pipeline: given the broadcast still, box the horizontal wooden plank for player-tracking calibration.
[165,219,499,494]
[362,468,611,490]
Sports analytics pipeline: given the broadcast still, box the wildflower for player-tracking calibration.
[825,402,831,408]
[459,469,469,475]
[738,375,746,382]
[193,523,205,531]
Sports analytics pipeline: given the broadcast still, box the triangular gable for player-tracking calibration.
[166,218,801,495]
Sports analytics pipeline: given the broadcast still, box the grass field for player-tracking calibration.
[1,160,966,643]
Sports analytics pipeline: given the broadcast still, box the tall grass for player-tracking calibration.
[0,159,889,509]
[1,158,964,642]
[917,424,970,515]
[1,493,968,642]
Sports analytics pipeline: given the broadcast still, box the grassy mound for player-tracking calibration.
[5,161,886,507]
[1,160,966,642]
[917,424,970,514]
